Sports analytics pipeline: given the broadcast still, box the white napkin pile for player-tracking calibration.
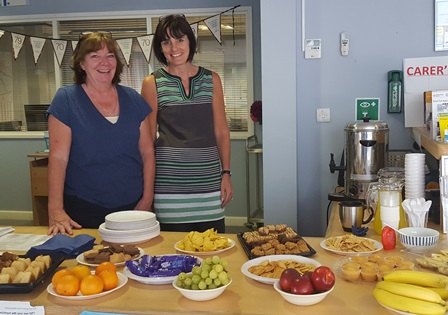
[402,198,432,228]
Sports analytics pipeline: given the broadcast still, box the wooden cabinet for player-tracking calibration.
[28,153,49,226]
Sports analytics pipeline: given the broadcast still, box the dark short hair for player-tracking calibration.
[71,32,123,84]
[153,14,196,66]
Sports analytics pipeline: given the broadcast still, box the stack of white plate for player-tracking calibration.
[404,153,426,200]
[99,210,160,244]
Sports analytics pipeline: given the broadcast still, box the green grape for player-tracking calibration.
[176,279,183,287]
[218,271,228,282]
[198,280,207,290]
[221,277,230,286]
[192,266,202,275]
[205,277,213,285]
[177,272,187,281]
[213,264,223,273]
[205,257,213,265]
[209,270,218,279]
[208,283,217,289]
[200,270,209,279]
[202,264,212,272]
[184,277,192,286]
[184,284,191,290]
[221,259,228,270]
[212,255,221,264]
[191,283,199,290]
[213,278,221,286]
[192,274,201,284]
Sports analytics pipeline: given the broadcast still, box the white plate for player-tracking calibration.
[240,254,321,285]
[76,247,144,267]
[174,238,235,255]
[122,255,202,285]
[378,301,417,315]
[320,237,383,256]
[47,272,127,300]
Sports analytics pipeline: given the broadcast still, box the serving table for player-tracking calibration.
[1,219,446,315]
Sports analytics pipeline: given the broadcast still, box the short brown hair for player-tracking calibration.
[153,14,196,66]
[71,32,123,84]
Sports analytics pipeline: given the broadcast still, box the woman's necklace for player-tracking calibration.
[86,85,118,116]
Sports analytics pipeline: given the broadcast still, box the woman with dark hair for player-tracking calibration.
[47,32,155,235]
[141,14,233,233]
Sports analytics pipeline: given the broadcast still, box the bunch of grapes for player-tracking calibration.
[175,255,230,290]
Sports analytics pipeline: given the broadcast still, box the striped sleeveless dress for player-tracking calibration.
[153,67,224,224]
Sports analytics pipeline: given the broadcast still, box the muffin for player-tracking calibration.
[351,256,369,264]
[360,268,378,282]
[342,266,361,281]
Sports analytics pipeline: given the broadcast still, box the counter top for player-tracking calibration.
[2,221,446,315]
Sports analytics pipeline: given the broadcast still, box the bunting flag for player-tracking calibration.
[51,39,68,67]
[11,33,25,60]
[116,38,133,66]
[190,23,199,42]
[0,5,239,67]
[71,40,78,52]
[204,15,222,45]
[136,34,153,64]
[29,37,46,65]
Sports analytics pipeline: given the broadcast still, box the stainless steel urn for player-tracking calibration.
[344,119,389,200]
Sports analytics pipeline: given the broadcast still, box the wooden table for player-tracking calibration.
[1,220,446,315]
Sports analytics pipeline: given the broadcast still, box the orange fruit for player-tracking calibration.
[71,265,91,281]
[80,274,104,295]
[55,274,80,296]
[95,261,117,276]
[51,269,73,288]
[98,269,119,291]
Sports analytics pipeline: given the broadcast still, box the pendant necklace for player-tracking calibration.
[87,85,118,116]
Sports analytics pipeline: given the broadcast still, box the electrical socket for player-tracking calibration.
[316,108,331,123]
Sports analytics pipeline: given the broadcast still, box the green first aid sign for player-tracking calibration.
[356,98,380,120]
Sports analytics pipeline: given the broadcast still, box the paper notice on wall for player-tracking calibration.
[403,56,448,127]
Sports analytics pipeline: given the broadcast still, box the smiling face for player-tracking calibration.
[80,45,117,85]
[161,32,190,66]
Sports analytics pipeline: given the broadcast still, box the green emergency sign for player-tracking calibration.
[356,98,380,120]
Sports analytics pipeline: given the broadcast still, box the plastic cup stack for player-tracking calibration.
[404,153,426,200]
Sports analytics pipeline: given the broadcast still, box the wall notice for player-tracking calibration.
[403,56,448,127]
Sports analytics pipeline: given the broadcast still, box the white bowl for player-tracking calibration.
[172,278,231,301]
[273,280,334,306]
[105,210,156,230]
[398,227,439,252]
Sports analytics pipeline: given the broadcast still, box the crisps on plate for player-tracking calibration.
[177,228,231,252]
[247,259,316,279]
[324,234,377,252]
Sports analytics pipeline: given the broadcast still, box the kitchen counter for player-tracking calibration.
[2,220,446,315]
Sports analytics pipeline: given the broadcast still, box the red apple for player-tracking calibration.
[279,268,300,292]
[311,266,335,292]
[302,271,314,280]
[290,276,315,295]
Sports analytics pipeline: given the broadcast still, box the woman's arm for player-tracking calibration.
[47,115,81,235]
[211,71,233,207]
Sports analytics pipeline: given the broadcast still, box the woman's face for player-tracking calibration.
[80,44,117,85]
[161,30,190,66]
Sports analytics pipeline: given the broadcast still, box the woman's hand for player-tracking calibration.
[47,209,82,235]
[220,175,233,208]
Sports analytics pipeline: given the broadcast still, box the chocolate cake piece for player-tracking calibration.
[123,245,139,256]
[93,251,110,264]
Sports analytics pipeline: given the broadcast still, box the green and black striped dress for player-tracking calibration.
[153,67,224,224]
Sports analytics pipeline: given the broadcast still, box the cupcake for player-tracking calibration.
[361,268,378,282]
[342,266,361,281]
[351,256,368,264]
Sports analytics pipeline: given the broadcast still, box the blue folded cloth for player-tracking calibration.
[26,234,95,259]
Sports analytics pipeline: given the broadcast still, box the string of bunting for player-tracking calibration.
[0,5,240,67]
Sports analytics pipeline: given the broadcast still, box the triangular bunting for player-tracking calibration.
[71,40,78,52]
[11,33,25,60]
[29,37,46,65]
[51,39,68,67]
[0,30,4,40]
[190,23,199,42]
[136,35,153,64]
[204,15,222,45]
[116,38,133,67]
